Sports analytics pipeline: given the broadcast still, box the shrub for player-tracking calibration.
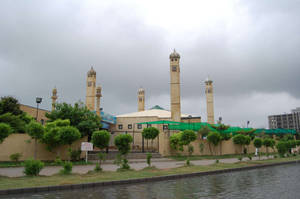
[146,152,152,167]
[170,133,181,150]
[263,138,275,155]
[186,158,190,166]
[215,159,219,164]
[59,126,81,146]
[247,154,252,160]
[91,130,111,150]
[10,153,22,162]
[54,157,63,165]
[120,159,130,170]
[94,163,102,172]
[233,134,246,145]
[60,161,73,175]
[24,159,44,176]
[0,123,12,143]
[68,148,82,162]
[296,140,300,146]
[180,130,197,146]
[238,156,243,161]
[253,138,262,149]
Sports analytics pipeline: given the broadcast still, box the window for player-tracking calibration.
[147,124,152,128]
[118,124,123,129]
[128,124,132,129]
[171,59,174,61]
[163,125,168,130]
[175,59,177,61]
[139,97,143,102]
[138,124,142,129]
[172,65,177,72]
[88,82,92,87]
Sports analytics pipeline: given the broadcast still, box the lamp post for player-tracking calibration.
[247,121,250,128]
[35,97,42,122]
[218,116,222,124]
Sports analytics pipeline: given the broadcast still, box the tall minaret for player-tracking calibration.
[205,77,215,124]
[85,67,96,111]
[96,85,102,116]
[51,87,57,111]
[138,88,145,112]
[169,49,181,122]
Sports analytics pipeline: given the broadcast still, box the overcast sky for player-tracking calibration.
[0,0,299,128]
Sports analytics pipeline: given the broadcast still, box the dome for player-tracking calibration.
[138,87,145,94]
[87,66,96,77]
[169,49,180,59]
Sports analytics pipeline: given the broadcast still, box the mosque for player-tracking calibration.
[51,49,215,153]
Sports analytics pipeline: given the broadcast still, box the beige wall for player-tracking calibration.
[20,104,49,123]
[0,134,87,161]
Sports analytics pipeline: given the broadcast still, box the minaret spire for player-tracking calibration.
[205,77,215,124]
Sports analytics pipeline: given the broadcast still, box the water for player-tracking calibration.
[3,163,300,199]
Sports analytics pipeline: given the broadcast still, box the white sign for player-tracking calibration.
[81,142,93,151]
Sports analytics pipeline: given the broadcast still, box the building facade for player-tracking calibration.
[268,107,300,133]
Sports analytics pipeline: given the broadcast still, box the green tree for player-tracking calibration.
[91,130,111,170]
[26,121,45,159]
[59,126,81,147]
[142,127,159,151]
[232,134,250,154]
[253,138,263,158]
[169,133,181,151]
[207,131,221,155]
[0,113,26,133]
[114,134,133,170]
[211,124,230,155]
[0,123,12,143]
[0,96,23,116]
[46,102,101,138]
[276,141,288,157]
[198,126,210,139]
[262,138,275,156]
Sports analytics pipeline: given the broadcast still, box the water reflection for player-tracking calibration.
[3,164,300,199]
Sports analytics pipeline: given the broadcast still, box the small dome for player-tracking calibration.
[87,66,96,77]
[169,49,180,59]
[96,85,102,92]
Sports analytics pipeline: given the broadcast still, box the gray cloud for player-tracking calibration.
[0,0,299,128]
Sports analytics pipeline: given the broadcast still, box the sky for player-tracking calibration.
[0,0,299,128]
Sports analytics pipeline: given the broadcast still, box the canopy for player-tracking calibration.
[137,120,181,125]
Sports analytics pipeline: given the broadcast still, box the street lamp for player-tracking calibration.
[218,116,222,124]
[35,97,42,121]
[247,121,250,128]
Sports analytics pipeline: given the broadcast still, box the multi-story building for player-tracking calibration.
[268,107,300,133]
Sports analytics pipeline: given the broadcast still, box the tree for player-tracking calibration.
[211,124,230,155]
[26,121,45,159]
[114,134,133,170]
[170,133,181,151]
[59,126,81,147]
[262,138,275,156]
[232,134,250,154]
[142,127,159,151]
[207,131,221,155]
[180,130,197,146]
[0,113,26,133]
[0,123,12,143]
[276,141,288,157]
[91,130,111,150]
[198,126,210,139]
[46,102,101,139]
[253,138,263,158]
[0,96,23,116]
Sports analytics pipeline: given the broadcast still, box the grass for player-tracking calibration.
[168,152,277,161]
[0,160,93,168]
[0,155,300,190]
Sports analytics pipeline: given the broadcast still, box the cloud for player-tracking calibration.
[0,0,299,128]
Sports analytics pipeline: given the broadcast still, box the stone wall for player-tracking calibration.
[0,134,87,161]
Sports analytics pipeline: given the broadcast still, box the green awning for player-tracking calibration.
[137,120,181,125]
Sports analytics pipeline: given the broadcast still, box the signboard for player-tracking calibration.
[81,142,93,151]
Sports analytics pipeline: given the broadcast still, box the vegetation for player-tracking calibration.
[24,159,44,176]
[0,123,12,143]
[146,152,152,167]
[1,156,299,190]
[207,131,221,155]
[26,121,45,159]
[232,134,251,154]
[253,138,263,158]
[142,127,159,151]
[45,102,101,139]
[68,148,82,162]
[10,153,22,162]
[91,130,110,150]
[60,162,73,175]
[114,134,133,170]
[262,138,275,156]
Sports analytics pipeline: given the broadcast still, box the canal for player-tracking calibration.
[3,163,300,199]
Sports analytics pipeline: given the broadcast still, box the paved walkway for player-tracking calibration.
[0,156,271,177]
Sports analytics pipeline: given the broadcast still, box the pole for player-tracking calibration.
[36,103,39,121]
[86,151,88,163]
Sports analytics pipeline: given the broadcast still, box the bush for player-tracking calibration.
[10,153,22,162]
[91,130,111,150]
[146,152,152,167]
[59,126,81,146]
[54,157,63,165]
[215,159,219,164]
[0,123,12,143]
[68,148,82,162]
[238,156,243,161]
[120,159,130,170]
[247,154,252,160]
[296,140,300,146]
[186,158,190,166]
[180,130,197,146]
[60,161,73,175]
[94,163,102,172]
[253,138,262,149]
[233,134,246,145]
[170,133,181,150]
[24,159,44,176]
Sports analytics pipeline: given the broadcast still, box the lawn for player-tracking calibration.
[0,156,299,190]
